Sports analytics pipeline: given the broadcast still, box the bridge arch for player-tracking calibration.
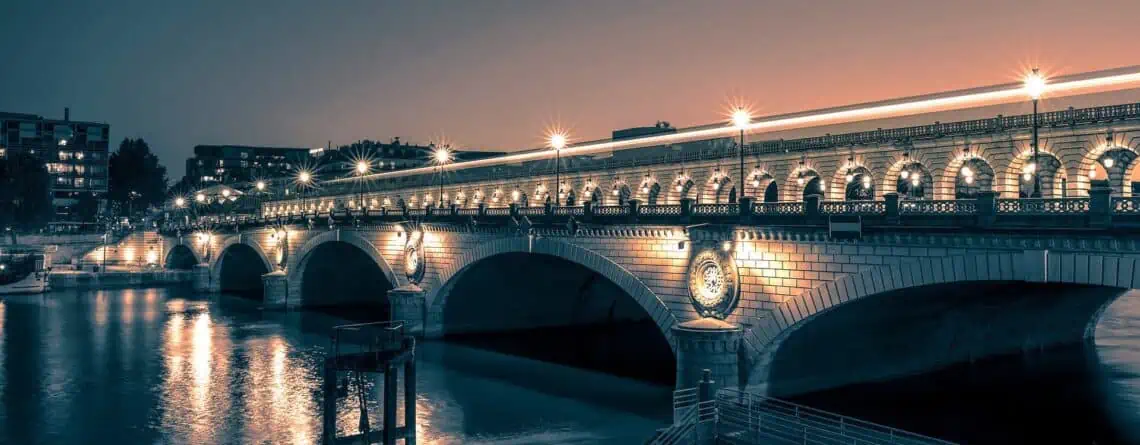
[427,237,678,349]
[1003,148,1066,198]
[211,235,274,295]
[744,168,775,200]
[785,165,821,201]
[882,154,935,200]
[1084,143,1139,196]
[164,243,201,269]
[290,229,403,290]
[668,172,695,204]
[939,155,996,199]
[751,251,1134,397]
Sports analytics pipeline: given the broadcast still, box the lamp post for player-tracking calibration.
[1025,68,1046,197]
[354,160,370,213]
[297,170,312,215]
[432,145,452,208]
[731,108,752,199]
[547,132,568,205]
[255,180,266,217]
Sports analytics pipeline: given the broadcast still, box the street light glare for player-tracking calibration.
[1024,68,1047,100]
[298,170,312,184]
[548,132,568,151]
[731,108,752,129]
[175,197,186,207]
[356,160,370,174]
[433,146,452,165]
[256,180,266,191]
[195,193,206,203]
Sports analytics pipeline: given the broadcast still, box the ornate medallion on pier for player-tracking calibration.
[686,247,739,319]
[404,230,426,284]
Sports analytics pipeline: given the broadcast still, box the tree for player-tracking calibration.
[72,192,101,223]
[0,151,53,242]
[109,138,168,217]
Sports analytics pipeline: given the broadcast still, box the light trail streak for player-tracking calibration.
[328,65,1140,185]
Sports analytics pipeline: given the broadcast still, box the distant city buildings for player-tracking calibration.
[0,108,110,221]
[315,137,504,178]
[184,144,311,185]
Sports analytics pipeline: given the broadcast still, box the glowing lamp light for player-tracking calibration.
[195,193,206,203]
[1024,68,1047,101]
[722,241,733,252]
[612,187,620,196]
[221,189,231,198]
[1090,167,1099,179]
[862,176,872,189]
[356,160,370,174]
[713,182,721,190]
[730,108,752,129]
[845,173,854,183]
[298,171,312,184]
[675,183,684,192]
[256,180,266,191]
[960,166,973,177]
[511,190,520,202]
[175,197,186,208]
[751,179,760,187]
[1023,172,1032,182]
[964,175,975,184]
[1103,157,1115,168]
[548,132,568,151]
[433,146,452,165]
[796,176,805,186]
[145,249,158,265]
[900,170,910,180]
[819,182,827,192]
[911,176,920,187]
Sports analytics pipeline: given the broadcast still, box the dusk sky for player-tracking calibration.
[4,0,1140,179]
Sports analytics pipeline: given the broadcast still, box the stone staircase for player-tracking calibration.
[77,230,166,271]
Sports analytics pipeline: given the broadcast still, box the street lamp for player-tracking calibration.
[297,170,312,215]
[432,144,452,208]
[1025,68,1047,197]
[354,160,370,213]
[730,107,752,199]
[548,131,568,205]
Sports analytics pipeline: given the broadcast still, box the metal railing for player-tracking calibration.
[898,199,977,215]
[484,207,511,216]
[518,207,546,216]
[715,388,955,445]
[692,203,736,216]
[594,205,629,216]
[755,201,806,215]
[819,200,886,215]
[995,197,1089,215]
[330,321,407,367]
[641,204,683,216]
[553,206,585,216]
[1112,196,1140,214]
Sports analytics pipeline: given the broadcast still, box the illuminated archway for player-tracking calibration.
[954,158,995,199]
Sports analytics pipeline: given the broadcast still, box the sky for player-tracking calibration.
[3,0,1140,179]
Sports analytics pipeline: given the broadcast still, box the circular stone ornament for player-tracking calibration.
[404,235,426,284]
[686,248,740,318]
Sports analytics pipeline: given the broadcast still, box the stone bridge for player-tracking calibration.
[157,101,1140,396]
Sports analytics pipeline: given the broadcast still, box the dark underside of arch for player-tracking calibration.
[441,252,674,385]
[165,245,197,270]
[299,241,392,320]
[767,281,1126,398]
[217,244,268,297]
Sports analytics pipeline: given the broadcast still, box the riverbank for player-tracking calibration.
[48,269,192,289]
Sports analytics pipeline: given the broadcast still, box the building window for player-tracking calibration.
[75,178,85,187]
[58,151,71,160]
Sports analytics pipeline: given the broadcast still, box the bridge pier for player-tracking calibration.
[388,284,426,336]
[192,263,214,293]
[262,270,290,309]
[673,318,743,392]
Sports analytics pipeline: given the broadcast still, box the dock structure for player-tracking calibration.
[322,321,416,445]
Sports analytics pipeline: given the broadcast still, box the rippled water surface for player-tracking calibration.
[0,287,669,444]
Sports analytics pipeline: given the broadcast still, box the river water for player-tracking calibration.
[0,287,669,444]
[1,287,1139,444]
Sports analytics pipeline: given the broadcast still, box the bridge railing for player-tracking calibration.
[715,388,956,445]
[995,197,1090,215]
[898,199,977,215]
[164,184,1140,236]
